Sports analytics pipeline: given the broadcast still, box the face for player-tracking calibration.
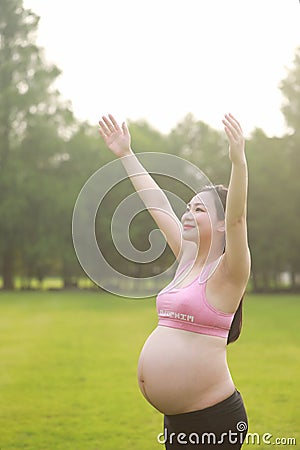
[181,191,224,243]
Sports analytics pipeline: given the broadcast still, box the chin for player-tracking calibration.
[182,234,200,244]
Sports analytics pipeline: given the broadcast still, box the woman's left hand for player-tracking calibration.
[222,113,246,165]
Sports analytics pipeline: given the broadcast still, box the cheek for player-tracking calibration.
[195,214,210,227]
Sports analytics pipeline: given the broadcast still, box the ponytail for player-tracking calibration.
[227,297,244,344]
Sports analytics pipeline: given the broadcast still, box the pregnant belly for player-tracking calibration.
[138,326,234,415]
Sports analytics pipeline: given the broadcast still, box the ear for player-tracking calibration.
[217,220,225,233]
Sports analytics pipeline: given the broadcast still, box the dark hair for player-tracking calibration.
[200,184,244,345]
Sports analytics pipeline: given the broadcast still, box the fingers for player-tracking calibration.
[99,114,122,137]
[98,120,110,138]
[122,121,129,137]
[223,125,234,142]
[102,115,115,133]
[229,113,242,133]
[222,118,237,140]
[98,125,108,140]
[223,114,239,135]
[222,114,243,141]
[224,113,243,133]
[108,114,121,132]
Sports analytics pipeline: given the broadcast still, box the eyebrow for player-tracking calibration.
[186,202,206,207]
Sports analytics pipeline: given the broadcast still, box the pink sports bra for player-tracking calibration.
[156,259,234,339]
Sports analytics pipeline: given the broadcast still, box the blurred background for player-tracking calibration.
[1,0,300,292]
[1,2,300,450]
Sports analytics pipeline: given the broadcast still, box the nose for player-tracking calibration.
[182,210,196,222]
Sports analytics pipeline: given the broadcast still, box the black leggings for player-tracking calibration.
[162,389,248,449]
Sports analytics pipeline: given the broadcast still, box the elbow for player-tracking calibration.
[226,214,247,228]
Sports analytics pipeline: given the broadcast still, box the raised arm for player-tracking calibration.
[98,114,185,259]
[221,114,251,285]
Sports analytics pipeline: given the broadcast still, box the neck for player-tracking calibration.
[193,239,224,268]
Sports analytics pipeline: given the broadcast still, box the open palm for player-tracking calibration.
[222,113,245,165]
[99,114,131,157]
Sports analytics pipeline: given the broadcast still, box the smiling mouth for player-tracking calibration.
[183,225,195,229]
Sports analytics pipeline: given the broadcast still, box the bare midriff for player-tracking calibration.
[137,325,235,415]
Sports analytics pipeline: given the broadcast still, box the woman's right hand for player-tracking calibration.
[98,114,133,157]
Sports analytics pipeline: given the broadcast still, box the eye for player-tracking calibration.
[196,207,205,212]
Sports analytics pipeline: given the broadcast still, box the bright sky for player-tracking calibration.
[23,0,300,138]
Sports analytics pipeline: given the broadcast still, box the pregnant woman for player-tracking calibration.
[99,113,251,449]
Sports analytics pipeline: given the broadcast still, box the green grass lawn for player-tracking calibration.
[0,291,299,450]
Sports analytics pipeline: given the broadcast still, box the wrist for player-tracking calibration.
[231,157,247,167]
[122,147,134,157]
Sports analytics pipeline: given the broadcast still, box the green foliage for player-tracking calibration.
[246,130,290,289]
[279,45,300,286]
[0,1,300,291]
[129,119,168,154]
[167,113,230,183]
[0,0,70,288]
[0,1,100,289]
[280,46,300,135]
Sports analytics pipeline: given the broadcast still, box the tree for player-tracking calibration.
[280,46,300,137]
[247,129,290,291]
[167,113,230,184]
[279,45,300,289]
[0,0,74,289]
